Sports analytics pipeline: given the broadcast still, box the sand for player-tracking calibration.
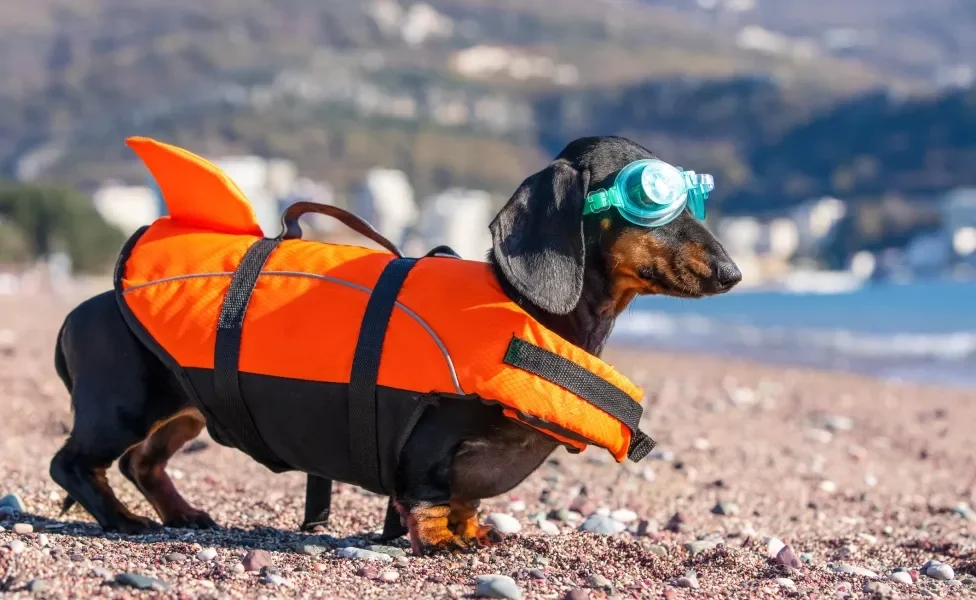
[1,288,975,599]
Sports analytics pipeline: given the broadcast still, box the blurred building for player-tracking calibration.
[211,155,297,235]
[348,168,418,248]
[403,188,493,261]
[91,182,160,235]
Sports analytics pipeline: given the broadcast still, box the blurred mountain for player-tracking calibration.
[0,0,972,227]
[639,0,976,85]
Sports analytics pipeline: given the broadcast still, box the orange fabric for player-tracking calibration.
[120,137,646,462]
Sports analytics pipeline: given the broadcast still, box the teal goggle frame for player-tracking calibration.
[583,159,714,228]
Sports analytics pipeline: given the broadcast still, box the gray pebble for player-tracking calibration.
[775,544,802,568]
[27,579,48,593]
[579,515,624,535]
[644,543,667,557]
[163,552,186,563]
[395,556,410,567]
[297,543,329,556]
[833,564,878,578]
[474,574,523,599]
[925,563,954,581]
[528,569,546,580]
[775,578,796,591]
[8,540,25,554]
[70,553,85,562]
[91,567,113,580]
[585,574,613,590]
[673,576,700,589]
[684,540,720,557]
[115,572,171,591]
[947,580,963,588]
[800,552,814,564]
[711,502,739,516]
[336,547,393,562]
[887,570,913,585]
[0,493,25,512]
[263,573,287,586]
[563,591,590,600]
[367,544,406,558]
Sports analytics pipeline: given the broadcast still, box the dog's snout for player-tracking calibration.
[714,260,742,291]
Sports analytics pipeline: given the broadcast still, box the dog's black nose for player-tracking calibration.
[714,260,742,290]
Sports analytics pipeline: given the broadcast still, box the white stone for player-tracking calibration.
[507,500,526,513]
[610,509,638,523]
[765,537,786,557]
[485,513,521,535]
[775,578,796,591]
[925,563,954,581]
[888,571,913,585]
[196,548,217,561]
[537,520,560,536]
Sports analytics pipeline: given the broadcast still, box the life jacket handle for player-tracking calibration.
[278,201,405,258]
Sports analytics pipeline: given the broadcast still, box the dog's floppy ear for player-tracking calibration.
[489,159,589,315]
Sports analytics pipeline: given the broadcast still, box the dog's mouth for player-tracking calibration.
[637,267,707,299]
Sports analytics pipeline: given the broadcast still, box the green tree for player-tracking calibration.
[0,183,127,273]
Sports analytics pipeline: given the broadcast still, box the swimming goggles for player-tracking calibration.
[583,159,713,228]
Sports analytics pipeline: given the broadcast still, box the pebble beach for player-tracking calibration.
[1,288,975,599]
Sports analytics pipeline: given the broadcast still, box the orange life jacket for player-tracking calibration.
[114,136,655,495]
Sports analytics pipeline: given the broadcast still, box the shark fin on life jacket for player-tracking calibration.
[125,136,265,237]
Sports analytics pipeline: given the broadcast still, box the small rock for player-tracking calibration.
[665,512,688,533]
[537,519,560,535]
[313,562,328,572]
[528,569,546,580]
[925,563,954,581]
[367,545,406,558]
[232,563,246,574]
[579,515,624,535]
[474,574,523,600]
[863,582,893,596]
[887,570,913,585]
[531,555,549,567]
[610,508,637,523]
[196,547,217,561]
[800,552,814,564]
[37,534,49,547]
[775,544,802,568]
[833,564,878,578]
[27,579,48,593]
[644,543,667,557]
[336,547,393,562]
[395,556,410,567]
[13,523,33,534]
[563,590,590,600]
[711,502,739,516]
[766,537,786,557]
[685,540,719,557]
[953,503,976,521]
[508,500,526,512]
[550,509,582,523]
[819,480,838,493]
[673,576,700,589]
[947,580,963,588]
[485,513,522,535]
[242,549,273,572]
[115,572,171,591]
[8,540,25,554]
[91,567,113,580]
[0,494,25,512]
[163,552,186,563]
[585,574,613,590]
[380,570,399,582]
[70,553,85,562]
[775,578,796,592]
[263,573,287,586]
[357,566,379,579]
[297,543,329,556]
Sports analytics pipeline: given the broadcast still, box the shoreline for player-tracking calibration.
[2,294,976,598]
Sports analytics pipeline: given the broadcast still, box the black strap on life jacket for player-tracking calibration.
[211,237,287,471]
[348,257,419,494]
[502,336,657,462]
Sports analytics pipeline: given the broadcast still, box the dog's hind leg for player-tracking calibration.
[50,291,188,534]
[118,407,218,529]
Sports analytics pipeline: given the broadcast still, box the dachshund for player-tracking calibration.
[49,135,740,554]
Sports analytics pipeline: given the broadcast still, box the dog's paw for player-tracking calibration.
[106,514,163,535]
[454,518,506,548]
[164,509,220,530]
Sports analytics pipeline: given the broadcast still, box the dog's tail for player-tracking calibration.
[124,136,266,237]
[53,319,72,395]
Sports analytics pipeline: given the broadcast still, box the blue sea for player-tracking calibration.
[613,280,976,389]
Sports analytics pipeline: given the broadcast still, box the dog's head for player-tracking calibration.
[489,136,741,316]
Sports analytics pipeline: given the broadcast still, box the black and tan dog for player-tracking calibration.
[50,135,740,554]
